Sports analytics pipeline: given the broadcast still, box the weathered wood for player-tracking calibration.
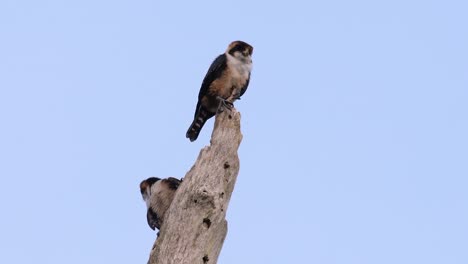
[148,109,243,264]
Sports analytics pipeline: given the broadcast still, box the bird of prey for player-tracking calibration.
[139,177,182,231]
[186,40,253,142]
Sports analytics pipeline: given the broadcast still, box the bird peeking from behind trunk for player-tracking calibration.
[186,40,253,142]
[140,177,182,232]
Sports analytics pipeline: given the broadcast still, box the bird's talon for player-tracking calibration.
[216,96,234,112]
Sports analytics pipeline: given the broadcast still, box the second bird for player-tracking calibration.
[186,40,253,142]
[140,177,181,231]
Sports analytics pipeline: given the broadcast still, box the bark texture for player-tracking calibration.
[148,109,243,264]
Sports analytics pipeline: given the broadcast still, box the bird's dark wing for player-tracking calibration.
[147,208,161,230]
[164,177,181,190]
[194,54,227,118]
[198,54,227,100]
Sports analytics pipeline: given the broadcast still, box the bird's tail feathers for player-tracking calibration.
[186,107,214,142]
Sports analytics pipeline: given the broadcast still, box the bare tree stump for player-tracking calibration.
[148,109,243,264]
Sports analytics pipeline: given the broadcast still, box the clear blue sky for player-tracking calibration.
[1,1,467,263]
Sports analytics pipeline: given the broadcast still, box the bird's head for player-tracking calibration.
[139,177,161,200]
[227,40,253,62]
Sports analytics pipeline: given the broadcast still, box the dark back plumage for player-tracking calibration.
[186,54,227,141]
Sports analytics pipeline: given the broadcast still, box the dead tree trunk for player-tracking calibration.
[148,109,243,264]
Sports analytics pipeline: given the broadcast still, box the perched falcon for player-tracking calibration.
[186,40,253,142]
[139,177,182,231]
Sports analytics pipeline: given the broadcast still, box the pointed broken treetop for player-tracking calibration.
[148,109,243,264]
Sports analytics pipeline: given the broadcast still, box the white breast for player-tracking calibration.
[227,54,252,82]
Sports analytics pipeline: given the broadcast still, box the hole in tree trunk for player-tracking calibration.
[203,255,209,263]
[203,218,211,228]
